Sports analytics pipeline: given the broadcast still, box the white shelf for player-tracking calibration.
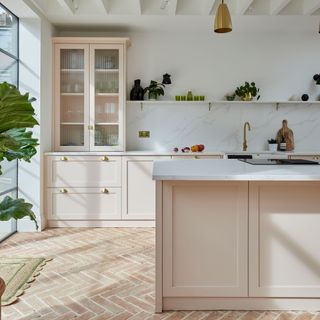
[95,122,119,125]
[61,93,84,96]
[127,100,320,105]
[96,93,119,97]
[61,69,84,72]
[95,69,119,73]
[61,122,84,125]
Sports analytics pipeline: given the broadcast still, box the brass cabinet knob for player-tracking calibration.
[60,156,68,161]
[59,188,68,193]
[102,156,109,161]
[101,188,109,194]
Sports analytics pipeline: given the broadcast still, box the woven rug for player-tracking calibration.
[0,257,51,306]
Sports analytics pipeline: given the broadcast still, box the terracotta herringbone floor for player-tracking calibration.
[0,228,319,320]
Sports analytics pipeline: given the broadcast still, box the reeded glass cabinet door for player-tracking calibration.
[55,44,89,150]
[90,44,124,151]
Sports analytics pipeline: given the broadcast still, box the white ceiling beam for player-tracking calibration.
[136,0,142,15]
[26,0,48,16]
[203,0,219,15]
[270,0,292,15]
[168,0,177,15]
[57,0,77,14]
[303,0,320,15]
[237,0,255,15]
[97,0,110,14]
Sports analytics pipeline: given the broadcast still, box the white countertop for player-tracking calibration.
[152,159,320,181]
[44,150,320,156]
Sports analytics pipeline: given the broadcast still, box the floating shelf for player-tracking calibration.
[127,100,320,104]
[127,100,320,111]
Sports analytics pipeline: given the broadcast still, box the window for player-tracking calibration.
[0,2,19,240]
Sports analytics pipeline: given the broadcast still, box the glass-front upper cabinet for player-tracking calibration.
[90,44,124,151]
[53,38,128,151]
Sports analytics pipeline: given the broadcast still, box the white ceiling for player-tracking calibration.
[2,0,320,32]
[28,0,320,18]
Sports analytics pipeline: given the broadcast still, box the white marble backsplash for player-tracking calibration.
[126,102,320,152]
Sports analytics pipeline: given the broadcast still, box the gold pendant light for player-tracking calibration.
[214,0,232,33]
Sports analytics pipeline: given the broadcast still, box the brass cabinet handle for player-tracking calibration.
[60,156,68,161]
[102,156,109,161]
[101,188,109,194]
[59,188,68,193]
[88,125,94,130]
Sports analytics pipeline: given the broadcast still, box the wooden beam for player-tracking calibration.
[303,0,320,15]
[270,0,292,15]
[237,0,255,15]
[57,0,77,14]
[203,0,219,15]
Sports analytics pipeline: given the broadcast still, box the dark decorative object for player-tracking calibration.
[301,94,309,101]
[130,79,144,101]
[162,73,172,85]
[313,74,320,85]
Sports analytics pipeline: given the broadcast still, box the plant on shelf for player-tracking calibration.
[235,82,260,101]
[0,82,39,230]
[268,138,278,152]
[143,80,165,100]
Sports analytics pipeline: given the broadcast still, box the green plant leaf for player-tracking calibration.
[0,82,38,134]
[0,196,38,230]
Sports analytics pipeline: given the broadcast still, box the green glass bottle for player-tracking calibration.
[187,90,193,101]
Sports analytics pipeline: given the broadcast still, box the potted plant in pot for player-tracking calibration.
[143,80,165,100]
[268,138,278,152]
[0,82,39,313]
[235,82,260,101]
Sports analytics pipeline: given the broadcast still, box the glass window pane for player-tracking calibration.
[0,159,17,193]
[0,51,18,85]
[0,4,18,56]
[0,190,17,241]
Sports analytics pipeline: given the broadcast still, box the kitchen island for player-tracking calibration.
[153,159,320,311]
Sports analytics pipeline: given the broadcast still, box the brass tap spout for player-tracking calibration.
[243,121,251,151]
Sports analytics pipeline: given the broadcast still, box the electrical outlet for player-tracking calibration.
[139,131,150,138]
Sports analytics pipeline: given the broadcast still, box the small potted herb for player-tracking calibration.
[235,82,260,101]
[143,80,165,100]
[268,138,278,152]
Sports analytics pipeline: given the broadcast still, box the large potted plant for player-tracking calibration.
[0,82,39,312]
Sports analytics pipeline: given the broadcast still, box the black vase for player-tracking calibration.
[130,79,144,101]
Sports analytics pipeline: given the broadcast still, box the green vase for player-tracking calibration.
[148,91,158,100]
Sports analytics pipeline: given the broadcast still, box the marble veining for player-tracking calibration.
[126,102,320,152]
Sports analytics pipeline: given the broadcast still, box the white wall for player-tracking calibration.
[59,27,320,151]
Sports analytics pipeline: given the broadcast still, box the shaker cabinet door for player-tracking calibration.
[162,181,249,297]
[249,182,320,297]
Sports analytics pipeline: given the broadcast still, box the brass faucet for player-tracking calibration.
[243,121,251,151]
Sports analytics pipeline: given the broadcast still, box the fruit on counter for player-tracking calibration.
[191,144,205,152]
[181,147,191,153]
[173,147,179,152]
